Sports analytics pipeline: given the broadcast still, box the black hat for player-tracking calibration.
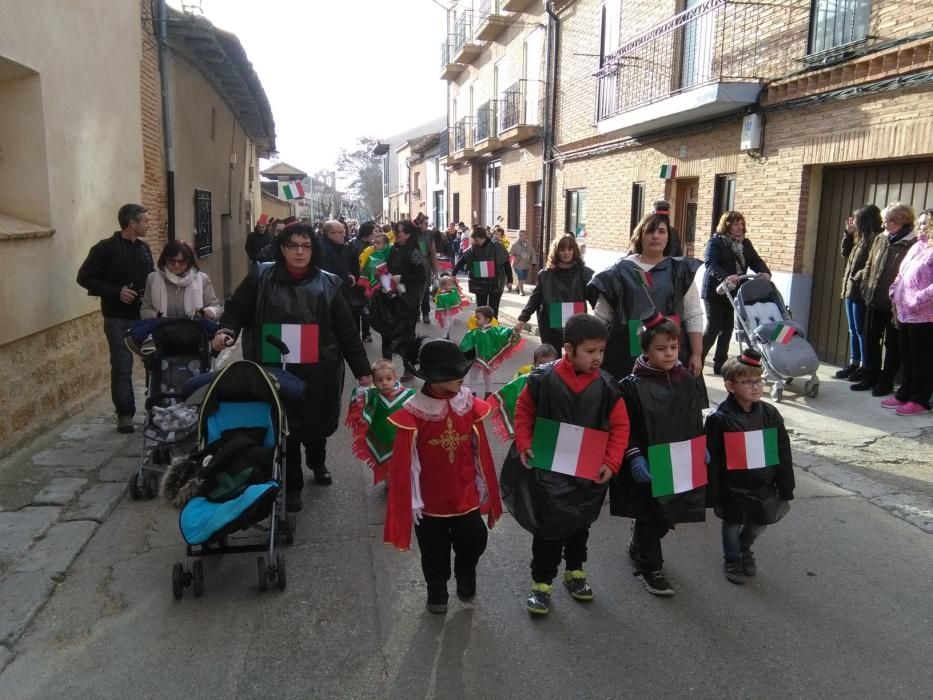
[642,310,666,330]
[654,200,671,215]
[410,339,473,383]
[738,348,762,367]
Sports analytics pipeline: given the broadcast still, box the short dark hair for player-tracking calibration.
[157,239,198,271]
[118,204,148,229]
[563,314,607,349]
[274,224,319,267]
[475,305,494,321]
[639,318,681,352]
[470,225,488,240]
[358,221,375,239]
[533,344,559,364]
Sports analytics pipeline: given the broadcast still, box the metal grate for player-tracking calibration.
[499,79,545,131]
[475,100,498,142]
[454,117,473,152]
[455,10,475,53]
[194,189,212,257]
[808,0,871,56]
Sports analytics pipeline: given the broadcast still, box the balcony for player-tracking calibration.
[447,117,475,164]
[438,127,450,160]
[452,10,483,66]
[498,79,544,145]
[594,0,797,137]
[473,100,500,154]
[502,0,537,12]
[440,37,464,80]
[475,0,510,42]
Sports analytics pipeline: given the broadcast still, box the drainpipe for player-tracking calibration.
[541,1,560,260]
[158,0,176,239]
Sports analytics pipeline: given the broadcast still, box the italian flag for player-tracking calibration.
[659,164,678,180]
[261,323,319,363]
[646,435,707,498]
[529,418,608,481]
[724,428,779,470]
[472,260,496,278]
[627,314,680,355]
[279,181,305,200]
[548,301,586,329]
[771,324,795,344]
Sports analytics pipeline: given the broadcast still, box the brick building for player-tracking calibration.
[550,0,933,364]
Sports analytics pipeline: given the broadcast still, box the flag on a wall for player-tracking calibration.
[279,181,306,200]
[771,324,796,344]
[724,428,780,470]
[472,260,496,278]
[529,418,608,482]
[647,435,707,497]
[548,301,587,329]
[659,164,678,180]
[261,323,319,363]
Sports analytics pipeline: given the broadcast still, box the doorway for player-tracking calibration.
[674,177,699,255]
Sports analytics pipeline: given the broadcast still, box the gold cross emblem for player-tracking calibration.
[428,417,469,464]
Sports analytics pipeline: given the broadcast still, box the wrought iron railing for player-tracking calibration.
[438,128,449,158]
[477,0,500,24]
[454,117,473,152]
[595,0,808,121]
[454,10,475,53]
[474,100,498,142]
[440,35,457,68]
[499,79,545,131]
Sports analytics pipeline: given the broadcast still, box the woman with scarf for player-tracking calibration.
[140,240,222,320]
[701,211,771,375]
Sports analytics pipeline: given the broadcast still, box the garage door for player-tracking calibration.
[809,161,933,366]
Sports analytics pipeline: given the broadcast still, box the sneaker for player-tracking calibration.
[455,570,476,601]
[311,465,332,485]
[741,550,757,577]
[712,363,723,376]
[848,367,867,383]
[526,582,552,615]
[426,600,448,614]
[285,490,303,513]
[850,379,873,391]
[563,570,594,601]
[896,401,930,416]
[724,559,745,584]
[871,383,894,397]
[880,397,905,409]
[834,363,858,379]
[116,415,135,434]
[635,570,674,596]
[140,335,156,356]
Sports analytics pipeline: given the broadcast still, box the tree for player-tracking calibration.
[337,136,383,221]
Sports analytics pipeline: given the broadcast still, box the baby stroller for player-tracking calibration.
[129,319,213,500]
[720,274,820,402]
[163,356,295,599]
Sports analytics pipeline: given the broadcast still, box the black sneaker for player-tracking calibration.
[834,363,857,379]
[426,599,448,614]
[741,550,757,577]
[871,383,893,397]
[311,466,332,485]
[712,363,723,376]
[850,379,873,391]
[635,570,674,596]
[724,559,745,584]
[848,367,867,383]
[455,570,476,601]
[116,415,135,434]
[526,583,552,615]
[285,490,303,513]
[563,569,594,601]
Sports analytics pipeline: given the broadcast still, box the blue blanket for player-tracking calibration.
[179,481,279,545]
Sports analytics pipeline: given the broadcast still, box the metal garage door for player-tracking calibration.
[810,161,933,366]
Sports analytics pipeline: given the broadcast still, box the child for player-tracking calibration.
[610,312,707,597]
[346,359,416,484]
[383,339,503,614]
[460,306,524,399]
[511,315,630,615]
[359,232,394,297]
[488,344,558,441]
[704,349,794,584]
[433,273,470,339]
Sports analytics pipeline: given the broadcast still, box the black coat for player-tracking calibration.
[319,236,363,308]
[77,232,154,319]
[705,394,794,525]
[701,235,770,301]
[518,263,594,349]
[453,239,510,295]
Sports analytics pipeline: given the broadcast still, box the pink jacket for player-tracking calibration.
[890,236,933,323]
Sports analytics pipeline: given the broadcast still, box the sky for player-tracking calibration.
[170,0,449,177]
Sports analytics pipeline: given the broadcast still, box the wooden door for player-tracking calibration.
[675,177,699,256]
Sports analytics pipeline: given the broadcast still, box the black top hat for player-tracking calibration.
[642,310,666,330]
[411,339,474,383]
[654,200,671,215]
[738,348,763,367]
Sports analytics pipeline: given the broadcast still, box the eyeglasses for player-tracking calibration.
[167,257,188,266]
[734,379,764,387]
[285,243,312,251]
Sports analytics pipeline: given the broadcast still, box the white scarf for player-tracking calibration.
[151,268,204,317]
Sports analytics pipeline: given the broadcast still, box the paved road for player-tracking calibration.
[2,312,932,699]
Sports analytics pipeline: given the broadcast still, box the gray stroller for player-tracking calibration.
[719,274,820,402]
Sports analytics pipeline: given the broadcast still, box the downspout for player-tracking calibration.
[541,1,560,260]
[157,0,176,239]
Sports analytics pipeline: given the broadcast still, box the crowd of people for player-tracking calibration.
[77,199,929,614]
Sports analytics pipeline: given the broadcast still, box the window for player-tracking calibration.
[483,161,501,226]
[434,156,441,185]
[382,156,389,196]
[565,190,587,236]
[599,0,621,67]
[414,172,421,193]
[194,189,213,257]
[452,192,460,224]
[630,182,645,234]
[809,0,871,55]
[712,174,737,234]
[507,185,521,230]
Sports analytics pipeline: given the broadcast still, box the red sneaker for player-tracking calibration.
[896,402,930,416]
[880,397,905,409]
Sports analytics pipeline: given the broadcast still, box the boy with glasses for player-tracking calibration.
[704,349,795,584]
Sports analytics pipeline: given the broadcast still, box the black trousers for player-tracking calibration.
[285,436,326,492]
[633,519,670,572]
[355,305,370,339]
[895,322,933,408]
[414,510,488,603]
[381,318,417,363]
[530,525,590,584]
[864,306,900,384]
[702,297,734,367]
[420,286,431,319]
[474,290,504,319]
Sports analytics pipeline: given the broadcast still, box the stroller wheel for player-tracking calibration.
[192,560,204,597]
[172,562,184,600]
[276,553,287,591]
[804,379,820,398]
[129,473,143,501]
[143,474,158,500]
[257,556,268,593]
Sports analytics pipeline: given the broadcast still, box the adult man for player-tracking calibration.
[320,219,365,337]
[212,223,371,511]
[77,204,154,433]
[245,214,275,263]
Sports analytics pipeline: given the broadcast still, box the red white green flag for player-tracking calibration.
[627,314,680,355]
[647,435,707,497]
[529,418,608,481]
[771,324,795,344]
[724,428,779,470]
[472,260,496,278]
[548,301,586,329]
[279,181,305,200]
[261,323,319,363]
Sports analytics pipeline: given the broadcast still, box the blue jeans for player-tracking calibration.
[721,522,767,561]
[103,317,137,417]
[844,298,867,366]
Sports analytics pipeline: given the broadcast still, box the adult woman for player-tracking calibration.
[851,202,918,396]
[515,235,592,349]
[212,224,371,511]
[509,229,537,296]
[453,226,510,318]
[882,208,931,414]
[140,240,222,320]
[836,205,882,381]
[701,211,771,375]
[588,213,703,380]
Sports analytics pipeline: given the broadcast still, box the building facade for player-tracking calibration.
[374,117,447,223]
[551,0,933,365]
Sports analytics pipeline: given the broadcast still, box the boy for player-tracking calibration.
[488,343,559,441]
[383,339,502,614]
[460,306,523,399]
[705,349,794,584]
[513,314,630,615]
[610,312,707,596]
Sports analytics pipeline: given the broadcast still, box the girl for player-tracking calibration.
[346,359,416,483]
[460,306,524,400]
[487,344,558,441]
[358,232,393,298]
[433,273,471,339]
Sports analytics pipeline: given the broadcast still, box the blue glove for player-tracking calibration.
[630,456,652,483]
